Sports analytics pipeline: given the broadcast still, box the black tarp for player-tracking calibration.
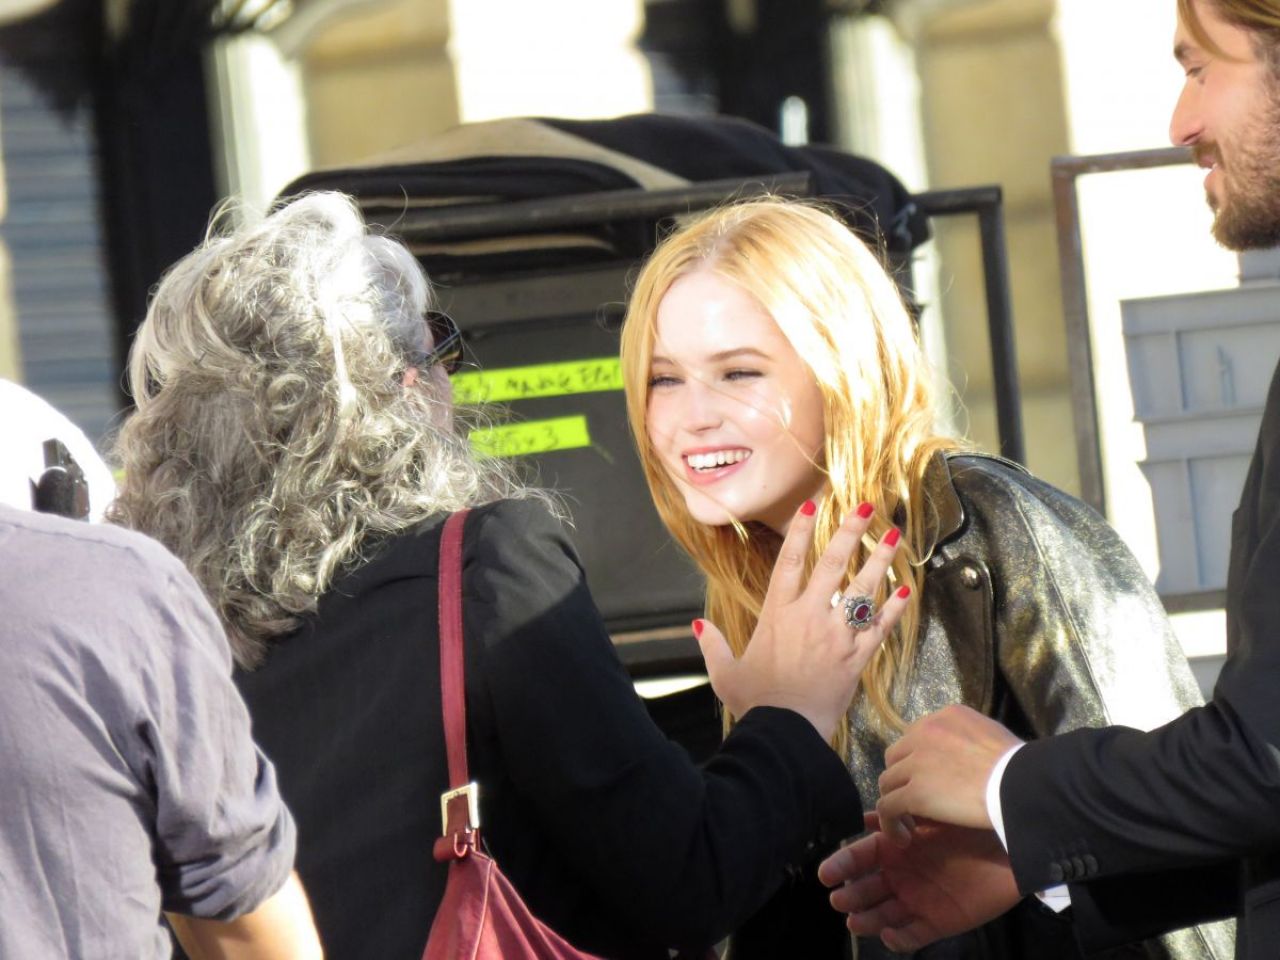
[279,113,931,665]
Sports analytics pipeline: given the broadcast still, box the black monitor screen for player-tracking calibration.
[440,267,705,637]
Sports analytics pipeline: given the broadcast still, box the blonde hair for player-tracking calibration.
[110,192,539,667]
[620,198,960,752]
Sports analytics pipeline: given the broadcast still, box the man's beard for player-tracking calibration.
[1200,83,1280,251]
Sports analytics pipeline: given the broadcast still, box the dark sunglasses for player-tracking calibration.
[406,310,464,376]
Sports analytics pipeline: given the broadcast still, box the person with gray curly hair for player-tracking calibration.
[112,191,516,665]
[111,191,909,959]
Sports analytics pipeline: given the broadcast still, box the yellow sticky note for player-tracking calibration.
[469,415,593,458]
[452,358,621,404]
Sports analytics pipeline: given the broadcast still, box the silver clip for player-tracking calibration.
[440,782,481,834]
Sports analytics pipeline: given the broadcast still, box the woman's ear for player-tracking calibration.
[401,366,419,389]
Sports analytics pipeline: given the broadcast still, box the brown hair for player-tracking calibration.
[1179,0,1280,67]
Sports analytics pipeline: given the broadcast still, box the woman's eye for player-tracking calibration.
[724,369,762,382]
[648,374,680,388]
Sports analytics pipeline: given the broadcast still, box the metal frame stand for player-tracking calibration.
[914,186,1023,464]
[1051,146,1193,516]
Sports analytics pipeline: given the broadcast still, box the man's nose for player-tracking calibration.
[1169,83,1203,146]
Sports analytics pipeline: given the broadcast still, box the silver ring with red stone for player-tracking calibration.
[841,594,876,631]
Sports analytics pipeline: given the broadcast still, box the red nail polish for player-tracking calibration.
[800,500,817,517]
[884,527,901,547]
[896,585,911,599]
[856,501,874,519]
[692,619,704,638]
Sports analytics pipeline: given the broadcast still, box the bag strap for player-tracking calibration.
[435,509,480,860]
[439,508,471,789]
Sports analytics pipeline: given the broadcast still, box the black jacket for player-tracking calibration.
[1002,357,1280,959]
[235,498,862,959]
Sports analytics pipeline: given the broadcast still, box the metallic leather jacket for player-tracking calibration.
[847,453,1234,960]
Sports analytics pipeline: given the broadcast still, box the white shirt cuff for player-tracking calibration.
[985,742,1072,913]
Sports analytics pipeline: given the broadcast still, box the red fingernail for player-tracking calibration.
[856,501,874,519]
[692,619,704,638]
[884,527,901,547]
[800,500,816,517]
[896,585,911,599]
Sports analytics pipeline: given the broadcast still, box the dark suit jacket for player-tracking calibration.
[1000,358,1280,959]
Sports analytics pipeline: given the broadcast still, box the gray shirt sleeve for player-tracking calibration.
[125,555,297,920]
[0,506,296,956]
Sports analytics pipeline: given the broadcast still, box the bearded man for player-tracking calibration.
[820,3,1280,959]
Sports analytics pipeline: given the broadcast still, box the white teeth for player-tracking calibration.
[686,449,750,471]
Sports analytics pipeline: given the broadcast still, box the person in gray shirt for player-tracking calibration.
[0,502,321,958]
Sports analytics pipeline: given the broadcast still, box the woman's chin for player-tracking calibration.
[682,495,743,529]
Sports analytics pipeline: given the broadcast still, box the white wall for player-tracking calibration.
[448,0,651,123]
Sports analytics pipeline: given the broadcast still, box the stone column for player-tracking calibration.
[913,0,1075,491]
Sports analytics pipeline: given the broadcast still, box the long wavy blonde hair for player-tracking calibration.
[621,199,960,753]
[110,192,537,667]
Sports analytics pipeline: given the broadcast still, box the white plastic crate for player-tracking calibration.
[1122,283,1280,595]
[1138,444,1253,593]
[1124,282,1280,420]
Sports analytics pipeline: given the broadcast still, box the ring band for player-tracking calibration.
[842,594,875,631]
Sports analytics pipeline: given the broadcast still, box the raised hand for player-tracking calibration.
[876,704,1024,841]
[694,500,910,741]
[819,813,1021,953]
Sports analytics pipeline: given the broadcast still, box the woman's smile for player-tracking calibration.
[683,446,753,481]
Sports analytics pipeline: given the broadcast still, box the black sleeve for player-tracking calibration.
[729,866,854,960]
[1002,697,1280,893]
[461,499,863,949]
[1065,863,1240,953]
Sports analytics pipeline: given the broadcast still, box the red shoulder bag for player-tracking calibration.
[422,509,606,960]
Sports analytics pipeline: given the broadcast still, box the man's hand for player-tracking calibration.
[819,814,1022,953]
[876,704,1023,841]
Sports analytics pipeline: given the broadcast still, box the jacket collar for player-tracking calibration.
[919,451,1034,554]
[920,452,966,554]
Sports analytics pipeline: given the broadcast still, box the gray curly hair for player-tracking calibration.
[110,191,540,666]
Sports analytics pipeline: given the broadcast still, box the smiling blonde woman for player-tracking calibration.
[620,197,1232,960]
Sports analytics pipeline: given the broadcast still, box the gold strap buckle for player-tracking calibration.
[440,782,481,834]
